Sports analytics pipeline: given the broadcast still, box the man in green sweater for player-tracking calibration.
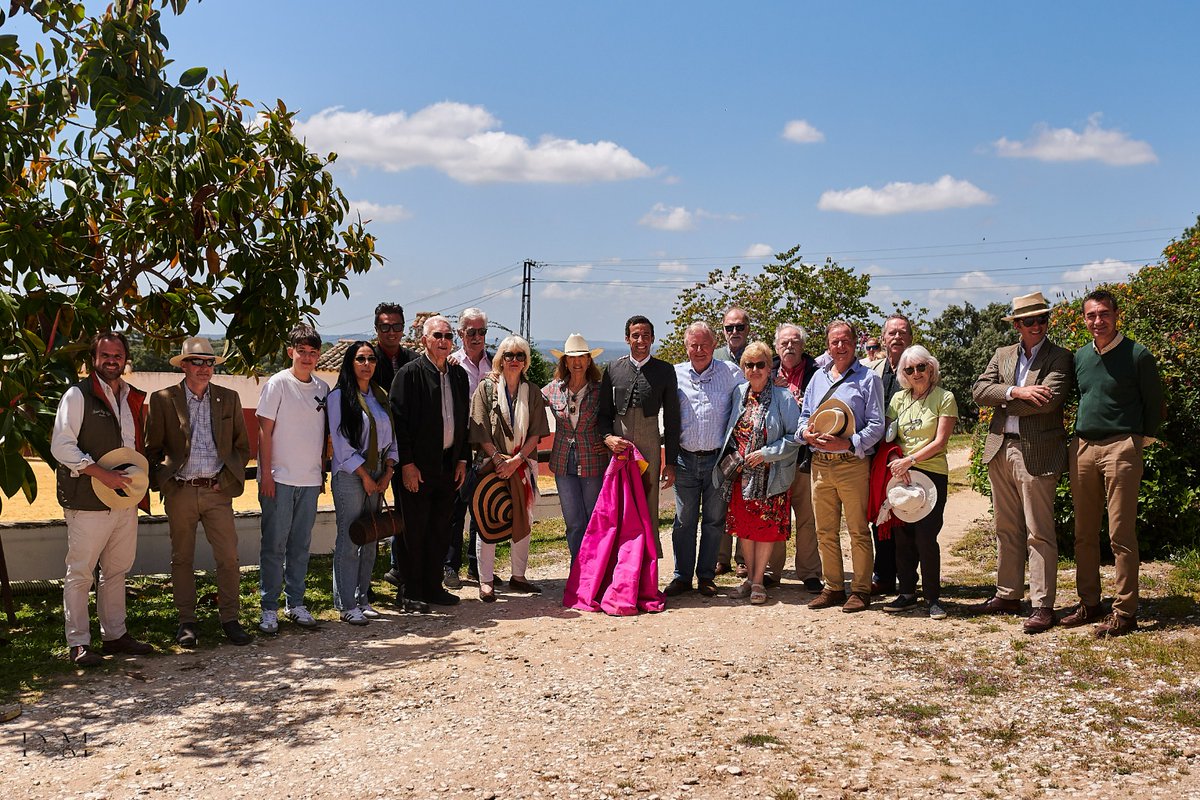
[1062,289,1164,637]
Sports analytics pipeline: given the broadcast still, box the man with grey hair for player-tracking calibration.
[666,322,745,597]
[444,307,493,587]
[764,323,823,592]
[714,306,750,365]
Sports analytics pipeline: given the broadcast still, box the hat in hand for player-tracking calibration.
[472,471,515,544]
[885,471,938,523]
[91,447,150,510]
[809,397,855,438]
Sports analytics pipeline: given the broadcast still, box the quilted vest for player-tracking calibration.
[56,376,146,510]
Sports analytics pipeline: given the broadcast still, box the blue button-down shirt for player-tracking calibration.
[797,360,885,459]
[675,358,746,452]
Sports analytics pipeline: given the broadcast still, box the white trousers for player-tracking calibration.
[476,535,531,584]
[63,507,138,646]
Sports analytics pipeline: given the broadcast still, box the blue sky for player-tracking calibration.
[45,3,1200,343]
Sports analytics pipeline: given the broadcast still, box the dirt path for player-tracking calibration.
[2,451,1198,800]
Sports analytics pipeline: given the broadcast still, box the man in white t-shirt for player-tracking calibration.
[256,324,330,633]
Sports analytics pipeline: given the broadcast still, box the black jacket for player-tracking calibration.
[597,355,681,464]
[373,343,420,396]
[390,355,470,475]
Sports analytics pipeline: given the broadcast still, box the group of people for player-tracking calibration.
[50,287,1161,666]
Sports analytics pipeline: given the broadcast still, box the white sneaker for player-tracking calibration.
[340,607,368,626]
[928,602,948,620]
[358,604,381,619]
[284,605,317,628]
[258,609,279,634]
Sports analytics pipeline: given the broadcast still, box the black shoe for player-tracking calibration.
[383,569,403,588]
[428,588,461,606]
[70,644,103,667]
[175,622,199,648]
[395,587,429,613]
[697,579,718,597]
[882,594,919,613]
[222,621,253,646]
[663,578,692,597]
[762,574,780,588]
[802,578,824,593]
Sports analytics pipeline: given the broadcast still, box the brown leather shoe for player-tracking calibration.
[101,633,153,655]
[1060,602,1105,627]
[1094,613,1137,638]
[697,579,718,597]
[808,588,847,609]
[1023,607,1056,634]
[735,563,749,579]
[69,645,103,667]
[507,577,542,594]
[714,562,732,576]
[842,592,870,613]
[975,596,1023,615]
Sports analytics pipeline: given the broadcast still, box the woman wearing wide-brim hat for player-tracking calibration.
[541,334,608,562]
[881,344,958,620]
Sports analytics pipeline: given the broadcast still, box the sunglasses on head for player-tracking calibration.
[428,331,454,340]
[743,360,768,370]
[501,351,527,362]
[461,327,487,338]
[903,363,929,376]
[375,323,404,333]
[184,358,215,367]
[1017,314,1050,328]
[724,323,747,333]
[354,354,378,364]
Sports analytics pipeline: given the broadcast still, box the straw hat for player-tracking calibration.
[472,472,515,544]
[550,333,604,360]
[91,447,150,510]
[1001,291,1052,321]
[169,337,227,367]
[808,397,855,437]
[885,472,938,523]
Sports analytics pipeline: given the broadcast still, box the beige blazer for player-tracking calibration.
[145,382,251,498]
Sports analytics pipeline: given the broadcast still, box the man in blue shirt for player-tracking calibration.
[666,322,746,597]
[798,321,885,613]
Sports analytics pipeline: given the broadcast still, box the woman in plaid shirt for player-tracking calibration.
[542,334,610,562]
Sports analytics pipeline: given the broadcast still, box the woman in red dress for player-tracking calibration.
[716,342,802,604]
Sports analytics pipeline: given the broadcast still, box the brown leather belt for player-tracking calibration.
[176,476,219,488]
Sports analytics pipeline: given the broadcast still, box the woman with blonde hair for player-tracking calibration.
[469,335,551,602]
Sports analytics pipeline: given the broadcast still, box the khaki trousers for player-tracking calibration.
[63,507,138,646]
[764,467,821,581]
[811,453,873,594]
[988,439,1060,608]
[166,484,242,624]
[613,410,664,557]
[1070,434,1144,618]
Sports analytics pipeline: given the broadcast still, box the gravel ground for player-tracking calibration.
[3,469,1199,800]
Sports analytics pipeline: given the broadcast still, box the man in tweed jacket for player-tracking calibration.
[971,292,1074,634]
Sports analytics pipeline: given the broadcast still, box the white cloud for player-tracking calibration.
[294,103,654,184]
[657,261,689,274]
[818,175,994,215]
[540,264,594,300]
[1060,258,1137,285]
[926,270,1002,305]
[993,114,1157,166]
[638,203,740,231]
[781,119,825,144]
[348,199,411,223]
[743,243,774,260]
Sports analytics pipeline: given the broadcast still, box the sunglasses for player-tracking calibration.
[354,355,378,364]
[1017,315,1050,328]
[183,358,216,367]
[375,323,405,333]
[461,327,487,338]
[743,360,768,370]
[865,345,880,351]
[724,323,747,333]
[501,352,527,362]
[429,331,454,340]
[903,363,929,376]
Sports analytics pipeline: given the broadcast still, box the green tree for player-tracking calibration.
[658,245,890,362]
[0,0,380,511]
[923,300,1012,427]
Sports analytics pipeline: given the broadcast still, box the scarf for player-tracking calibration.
[721,385,773,502]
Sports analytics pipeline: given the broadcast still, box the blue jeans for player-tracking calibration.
[332,470,382,611]
[556,471,605,561]
[259,482,320,611]
[671,449,726,583]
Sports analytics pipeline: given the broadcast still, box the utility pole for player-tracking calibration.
[519,259,535,342]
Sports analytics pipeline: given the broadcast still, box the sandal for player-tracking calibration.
[731,579,752,599]
[750,583,767,605]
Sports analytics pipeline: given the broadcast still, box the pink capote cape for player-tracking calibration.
[562,445,665,615]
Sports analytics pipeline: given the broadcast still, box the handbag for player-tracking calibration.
[349,490,405,546]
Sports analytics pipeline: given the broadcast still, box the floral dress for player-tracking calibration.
[726,390,791,542]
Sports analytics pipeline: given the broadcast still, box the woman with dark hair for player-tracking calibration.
[328,341,397,624]
[542,334,608,562]
[469,335,551,602]
[717,341,801,605]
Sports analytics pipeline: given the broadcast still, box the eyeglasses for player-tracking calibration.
[501,352,527,362]
[743,361,768,370]
[354,355,378,364]
[375,323,405,333]
[865,345,881,351]
[461,327,487,338]
[1017,315,1050,328]
[903,363,929,376]
[724,324,747,333]
[183,358,216,368]
[428,331,454,340]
